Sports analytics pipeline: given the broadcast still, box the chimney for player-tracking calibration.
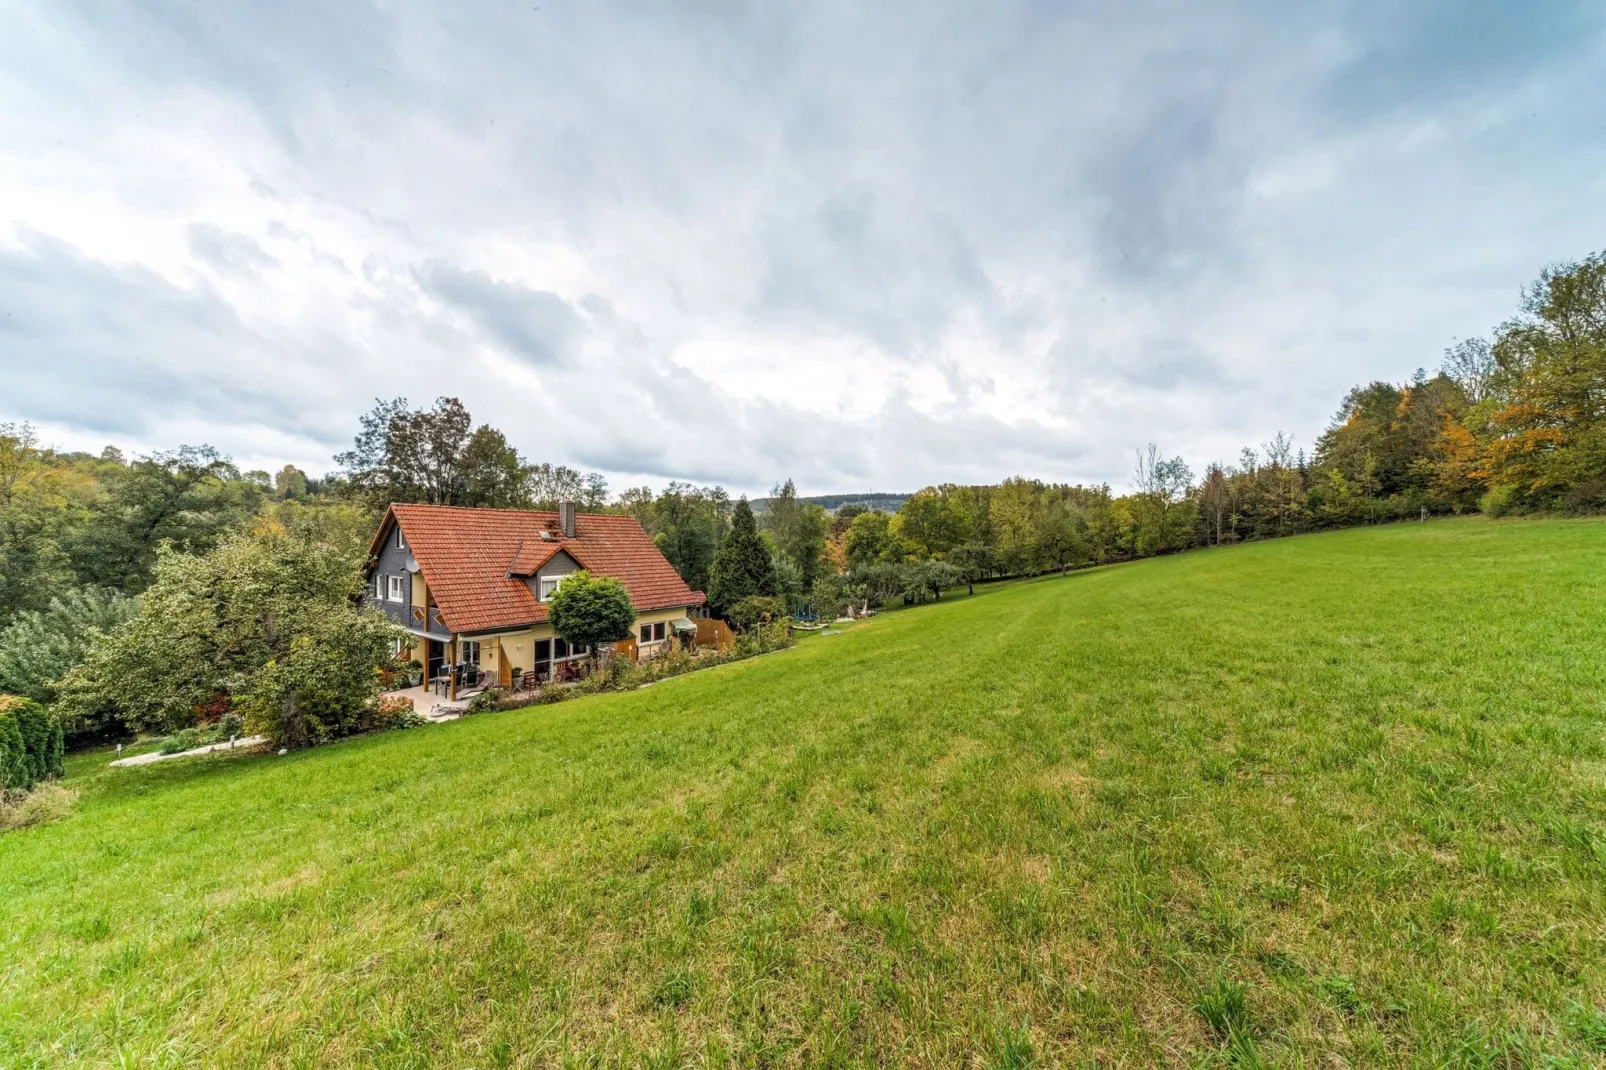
[559,500,575,539]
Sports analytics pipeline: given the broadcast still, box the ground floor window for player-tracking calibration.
[552,637,589,660]
[460,639,480,665]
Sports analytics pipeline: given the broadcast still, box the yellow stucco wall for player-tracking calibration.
[631,605,692,650]
[467,605,695,674]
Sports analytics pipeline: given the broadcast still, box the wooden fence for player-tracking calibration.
[695,617,736,653]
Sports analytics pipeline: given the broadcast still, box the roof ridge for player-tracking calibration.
[390,502,640,521]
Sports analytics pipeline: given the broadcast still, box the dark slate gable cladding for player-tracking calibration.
[364,519,447,637]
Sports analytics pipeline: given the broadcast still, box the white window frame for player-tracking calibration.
[395,526,404,549]
[538,575,569,603]
[387,574,406,603]
[373,573,384,600]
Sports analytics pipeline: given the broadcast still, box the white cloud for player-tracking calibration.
[2,0,1604,495]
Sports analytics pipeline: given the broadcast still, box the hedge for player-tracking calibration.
[0,696,65,791]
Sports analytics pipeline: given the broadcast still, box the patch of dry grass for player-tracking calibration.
[0,782,78,831]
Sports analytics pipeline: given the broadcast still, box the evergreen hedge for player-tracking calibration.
[0,696,65,791]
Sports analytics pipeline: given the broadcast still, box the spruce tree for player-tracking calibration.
[707,498,776,616]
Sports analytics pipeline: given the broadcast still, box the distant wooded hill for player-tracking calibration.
[753,492,912,515]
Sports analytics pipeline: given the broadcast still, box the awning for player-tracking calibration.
[671,616,698,633]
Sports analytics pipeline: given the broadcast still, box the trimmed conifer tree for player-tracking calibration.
[707,498,776,617]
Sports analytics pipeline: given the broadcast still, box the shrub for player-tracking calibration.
[0,711,20,790]
[727,596,788,633]
[734,619,793,656]
[1479,483,1520,517]
[155,727,208,755]
[359,694,426,730]
[577,653,641,695]
[381,706,426,731]
[152,711,254,755]
[0,696,64,790]
[465,689,503,713]
[1564,478,1606,514]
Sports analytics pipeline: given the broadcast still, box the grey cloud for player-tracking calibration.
[186,223,278,276]
[753,192,1026,357]
[1323,0,1601,120]
[1080,80,1247,285]
[549,354,1091,494]
[8,0,1606,493]
[413,261,586,369]
[50,0,399,150]
[0,231,354,447]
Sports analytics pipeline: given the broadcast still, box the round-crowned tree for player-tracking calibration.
[547,572,636,659]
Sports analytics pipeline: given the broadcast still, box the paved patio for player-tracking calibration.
[382,683,479,722]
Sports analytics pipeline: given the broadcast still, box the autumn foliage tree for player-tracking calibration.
[57,524,398,748]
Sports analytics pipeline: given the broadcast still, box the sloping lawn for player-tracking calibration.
[3,517,1605,1066]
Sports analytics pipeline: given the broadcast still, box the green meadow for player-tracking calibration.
[2,517,1605,1067]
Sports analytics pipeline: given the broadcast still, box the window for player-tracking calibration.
[550,638,587,661]
[395,526,405,549]
[653,621,666,642]
[539,575,568,602]
[639,624,652,644]
[459,640,480,666]
[387,575,405,602]
[389,638,404,657]
[373,573,384,600]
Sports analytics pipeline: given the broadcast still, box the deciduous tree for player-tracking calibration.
[547,572,635,659]
[57,527,398,748]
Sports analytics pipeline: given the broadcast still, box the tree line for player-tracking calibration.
[801,251,1606,603]
[0,249,1601,745]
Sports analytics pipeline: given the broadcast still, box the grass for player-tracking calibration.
[2,516,1605,1066]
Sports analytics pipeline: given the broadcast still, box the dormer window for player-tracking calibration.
[539,576,567,602]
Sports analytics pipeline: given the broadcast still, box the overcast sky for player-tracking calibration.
[2,1,1603,496]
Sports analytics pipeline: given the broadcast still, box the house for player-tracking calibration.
[364,501,706,699]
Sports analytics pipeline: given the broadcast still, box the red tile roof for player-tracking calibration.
[371,504,704,635]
